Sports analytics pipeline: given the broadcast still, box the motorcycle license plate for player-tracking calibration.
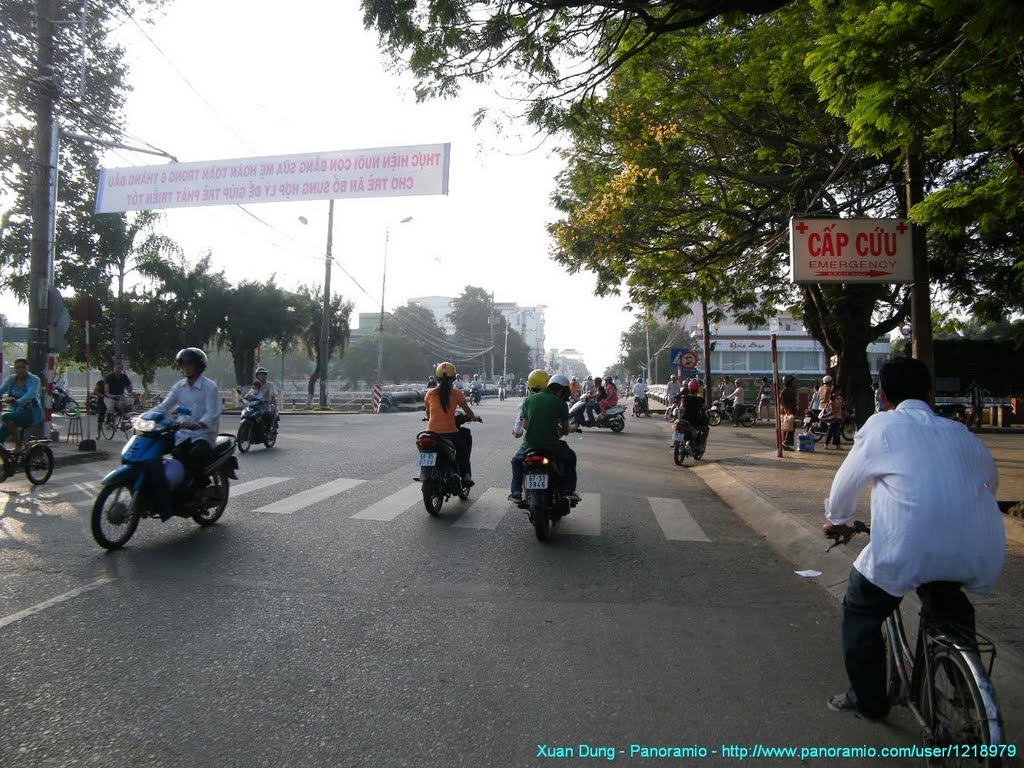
[525,474,548,490]
[416,452,437,467]
[672,432,684,442]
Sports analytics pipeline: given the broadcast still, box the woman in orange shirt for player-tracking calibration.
[424,362,481,483]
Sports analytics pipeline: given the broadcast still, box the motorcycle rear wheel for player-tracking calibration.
[193,470,229,526]
[841,420,857,443]
[422,471,443,516]
[91,484,141,550]
[739,411,755,428]
[237,422,253,453]
[531,496,550,541]
[25,444,54,485]
[673,443,686,466]
[609,416,625,433]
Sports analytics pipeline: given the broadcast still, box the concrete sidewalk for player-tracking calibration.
[690,422,1024,737]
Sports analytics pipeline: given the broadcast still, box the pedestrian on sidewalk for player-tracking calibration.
[821,357,1005,722]
[756,377,772,421]
[780,375,797,449]
[824,388,845,450]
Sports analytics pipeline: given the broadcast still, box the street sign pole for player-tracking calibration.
[770,317,782,457]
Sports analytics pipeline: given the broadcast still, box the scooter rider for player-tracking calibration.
[582,376,606,423]
[510,372,580,503]
[508,369,549,501]
[245,367,278,434]
[632,376,648,414]
[470,373,483,403]
[678,378,710,449]
[424,362,481,485]
[151,348,222,487]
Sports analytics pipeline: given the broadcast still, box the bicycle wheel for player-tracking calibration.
[918,644,1003,767]
[25,444,54,485]
[98,417,116,440]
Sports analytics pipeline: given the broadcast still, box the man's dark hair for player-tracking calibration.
[13,357,28,366]
[879,357,932,406]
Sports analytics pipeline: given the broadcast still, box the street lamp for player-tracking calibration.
[502,309,524,384]
[377,216,413,384]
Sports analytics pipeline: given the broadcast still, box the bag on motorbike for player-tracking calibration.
[512,404,525,438]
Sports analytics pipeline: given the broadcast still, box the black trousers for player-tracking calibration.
[172,438,214,483]
[841,568,975,719]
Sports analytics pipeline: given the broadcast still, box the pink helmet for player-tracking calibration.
[688,379,700,392]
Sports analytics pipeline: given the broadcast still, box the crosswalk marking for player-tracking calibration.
[253,477,365,515]
[32,480,101,504]
[232,477,290,497]
[452,487,509,529]
[558,493,601,536]
[351,483,424,521]
[648,497,710,542]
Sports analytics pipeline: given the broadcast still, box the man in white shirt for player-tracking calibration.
[822,357,1005,721]
[727,379,744,426]
[154,347,222,486]
[631,377,648,415]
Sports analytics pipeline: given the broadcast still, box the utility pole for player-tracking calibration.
[318,199,335,408]
[905,152,933,374]
[377,226,390,385]
[489,292,495,380]
[29,0,58,377]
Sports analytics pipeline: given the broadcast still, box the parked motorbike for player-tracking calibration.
[707,399,755,427]
[632,394,650,417]
[90,408,239,550]
[519,447,578,541]
[802,409,857,443]
[237,398,279,453]
[51,385,79,416]
[413,413,480,516]
[672,418,706,465]
[567,397,626,432]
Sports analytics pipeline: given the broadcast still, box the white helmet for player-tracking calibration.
[823,375,834,384]
[548,374,570,389]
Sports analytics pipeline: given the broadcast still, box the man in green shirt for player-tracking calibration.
[519,374,579,502]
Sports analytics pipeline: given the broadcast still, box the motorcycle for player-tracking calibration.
[413,413,480,516]
[90,408,239,550]
[237,397,279,453]
[802,409,857,443]
[498,384,506,401]
[51,385,79,416]
[567,397,626,432]
[516,383,526,397]
[671,418,706,465]
[631,394,650,417]
[707,399,755,427]
[519,447,579,541]
[470,386,482,406]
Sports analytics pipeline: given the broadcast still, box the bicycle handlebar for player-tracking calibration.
[825,520,870,552]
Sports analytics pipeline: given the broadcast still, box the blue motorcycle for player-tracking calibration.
[90,408,239,550]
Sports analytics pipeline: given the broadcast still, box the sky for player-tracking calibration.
[2,0,635,374]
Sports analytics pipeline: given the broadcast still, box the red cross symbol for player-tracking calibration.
[796,222,809,234]
[896,222,908,234]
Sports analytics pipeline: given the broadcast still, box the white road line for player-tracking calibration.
[31,480,101,504]
[351,483,424,521]
[452,487,509,529]
[253,478,365,515]
[0,578,113,629]
[558,493,601,536]
[232,477,290,497]
[648,497,711,542]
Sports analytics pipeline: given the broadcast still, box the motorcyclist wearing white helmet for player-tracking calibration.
[245,367,279,434]
[509,372,580,503]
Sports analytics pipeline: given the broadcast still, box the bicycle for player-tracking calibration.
[827,521,1008,767]
[100,395,134,440]
[0,434,54,485]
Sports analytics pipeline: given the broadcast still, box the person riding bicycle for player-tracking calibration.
[821,357,1005,722]
[677,378,709,450]
[0,358,43,453]
[509,371,580,504]
[150,348,222,488]
[103,363,134,422]
[424,362,480,485]
[245,367,279,434]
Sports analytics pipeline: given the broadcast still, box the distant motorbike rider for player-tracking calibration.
[151,348,222,487]
[632,376,648,414]
[424,362,481,485]
[582,376,606,423]
[678,378,710,449]
[245,367,278,434]
[509,372,580,504]
[599,377,619,419]
[470,373,482,403]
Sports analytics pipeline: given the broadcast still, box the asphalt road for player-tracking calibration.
[1,400,926,767]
